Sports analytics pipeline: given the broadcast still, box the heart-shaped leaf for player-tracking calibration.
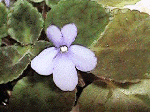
[1,74,76,111]
[91,9,150,82]
[8,0,44,45]
[45,0,110,47]
[0,46,31,84]
[79,79,150,111]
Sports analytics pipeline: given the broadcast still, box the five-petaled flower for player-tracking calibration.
[31,23,97,91]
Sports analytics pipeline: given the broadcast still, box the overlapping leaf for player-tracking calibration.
[45,0,110,47]
[29,40,52,58]
[8,0,44,45]
[79,79,150,111]
[0,2,8,44]
[91,9,150,81]
[45,0,61,8]
[29,0,44,3]
[120,79,150,107]
[0,46,30,84]
[1,74,76,111]
[94,0,140,7]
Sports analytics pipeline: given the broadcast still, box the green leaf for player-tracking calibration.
[45,0,110,47]
[91,9,150,81]
[94,0,140,7]
[120,79,150,107]
[3,74,75,111]
[79,80,150,111]
[105,88,150,111]
[0,46,31,84]
[0,40,52,84]
[8,0,44,45]
[29,40,52,58]
[29,0,44,3]
[0,2,8,44]
[79,80,109,112]
[45,0,61,8]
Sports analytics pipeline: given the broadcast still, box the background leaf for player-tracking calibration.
[79,80,150,112]
[29,0,44,3]
[94,0,140,7]
[0,2,8,44]
[45,0,61,8]
[79,80,109,112]
[29,40,52,58]
[0,46,30,84]
[120,78,150,107]
[8,0,44,45]
[45,0,110,47]
[91,9,150,81]
[0,74,76,111]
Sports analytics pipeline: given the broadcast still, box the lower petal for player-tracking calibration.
[69,45,97,72]
[31,47,58,75]
[53,54,78,91]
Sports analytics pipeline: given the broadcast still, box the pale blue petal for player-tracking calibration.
[46,25,63,47]
[53,54,78,91]
[4,0,9,7]
[31,47,58,75]
[61,23,77,47]
[69,45,97,72]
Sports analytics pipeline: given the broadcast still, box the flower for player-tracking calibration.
[0,0,10,7]
[31,23,97,91]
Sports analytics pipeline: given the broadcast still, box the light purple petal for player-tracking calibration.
[46,25,63,47]
[61,23,77,47]
[53,54,78,91]
[4,0,9,7]
[31,47,58,75]
[69,45,97,72]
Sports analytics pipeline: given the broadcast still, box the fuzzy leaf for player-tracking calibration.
[45,0,61,8]
[120,79,150,107]
[29,40,52,58]
[79,81,109,112]
[1,74,76,111]
[8,0,43,45]
[94,0,140,7]
[91,9,150,81]
[0,2,8,44]
[29,0,44,3]
[0,40,52,84]
[45,0,110,47]
[105,88,150,111]
[0,46,31,84]
[79,80,150,111]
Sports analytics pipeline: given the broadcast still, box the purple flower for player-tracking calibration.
[31,23,97,91]
[0,0,10,7]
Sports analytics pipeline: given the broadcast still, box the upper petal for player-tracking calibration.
[69,45,97,72]
[53,54,78,91]
[46,25,63,47]
[4,0,10,7]
[61,23,77,47]
[31,47,58,75]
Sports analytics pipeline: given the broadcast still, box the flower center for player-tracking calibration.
[60,46,68,53]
